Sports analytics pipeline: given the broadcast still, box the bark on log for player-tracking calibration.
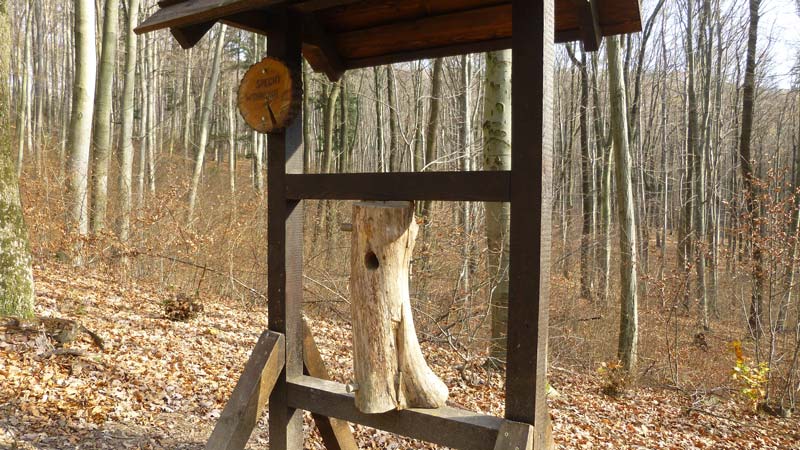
[350,201,448,414]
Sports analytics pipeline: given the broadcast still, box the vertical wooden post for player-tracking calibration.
[507,0,554,449]
[267,10,305,450]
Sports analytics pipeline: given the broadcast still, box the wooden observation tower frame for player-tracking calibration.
[136,1,642,449]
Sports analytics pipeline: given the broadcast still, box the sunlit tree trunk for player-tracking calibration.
[116,0,139,249]
[188,24,227,224]
[483,50,512,361]
[90,0,118,233]
[0,0,35,318]
[607,35,639,374]
[65,0,97,264]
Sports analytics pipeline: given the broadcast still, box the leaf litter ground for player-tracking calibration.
[1,263,798,449]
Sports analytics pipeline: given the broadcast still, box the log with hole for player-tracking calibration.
[349,201,449,414]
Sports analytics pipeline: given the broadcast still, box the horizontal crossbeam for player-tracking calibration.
[285,171,511,202]
[286,376,504,450]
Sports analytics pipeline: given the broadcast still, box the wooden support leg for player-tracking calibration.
[507,1,555,449]
[493,419,553,450]
[205,331,285,450]
[267,9,305,450]
[302,318,359,450]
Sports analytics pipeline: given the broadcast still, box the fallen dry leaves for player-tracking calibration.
[1,262,798,449]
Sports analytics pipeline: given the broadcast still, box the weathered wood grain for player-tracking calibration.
[350,202,448,413]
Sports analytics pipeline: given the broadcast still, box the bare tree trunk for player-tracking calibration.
[0,0,35,318]
[740,0,764,338]
[116,0,139,251]
[387,65,400,171]
[420,58,443,219]
[567,44,593,301]
[687,0,709,329]
[65,0,97,264]
[607,35,639,375]
[188,24,227,224]
[483,50,512,361]
[228,86,236,195]
[16,0,32,179]
[90,0,118,233]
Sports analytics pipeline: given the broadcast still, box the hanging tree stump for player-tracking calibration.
[350,201,449,414]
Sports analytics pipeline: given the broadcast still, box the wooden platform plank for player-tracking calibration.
[287,376,503,450]
[285,171,511,202]
[205,331,285,450]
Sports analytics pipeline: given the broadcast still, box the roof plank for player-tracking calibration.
[137,0,642,79]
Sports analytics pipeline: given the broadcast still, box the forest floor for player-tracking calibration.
[1,262,799,450]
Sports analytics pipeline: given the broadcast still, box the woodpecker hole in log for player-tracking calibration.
[365,251,380,270]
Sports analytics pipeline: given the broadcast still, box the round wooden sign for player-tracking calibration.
[238,57,301,134]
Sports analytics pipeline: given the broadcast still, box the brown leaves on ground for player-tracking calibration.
[1,262,798,449]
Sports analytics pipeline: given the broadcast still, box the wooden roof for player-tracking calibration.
[136,0,641,80]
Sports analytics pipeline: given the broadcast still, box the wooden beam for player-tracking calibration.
[302,319,358,450]
[205,331,285,450]
[506,0,554,450]
[136,0,283,34]
[285,172,511,202]
[493,420,534,450]
[347,38,511,70]
[573,0,601,51]
[287,376,504,450]
[302,15,345,81]
[335,4,511,60]
[267,10,305,450]
[170,21,217,49]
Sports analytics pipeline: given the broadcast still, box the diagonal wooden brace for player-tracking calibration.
[206,323,358,450]
[206,331,285,450]
[302,318,359,450]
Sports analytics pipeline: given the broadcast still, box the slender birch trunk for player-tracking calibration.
[483,50,512,361]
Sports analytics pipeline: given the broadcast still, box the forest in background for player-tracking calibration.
[2,0,800,445]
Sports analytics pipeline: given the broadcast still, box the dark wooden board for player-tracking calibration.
[285,171,511,201]
[266,11,306,450]
[287,376,504,450]
[505,2,554,449]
